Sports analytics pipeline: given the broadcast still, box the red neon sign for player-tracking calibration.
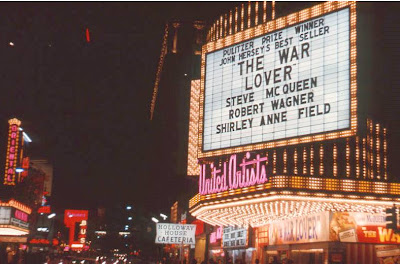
[29,238,59,245]
[64,210,88,250]
[29,239,50,244]
[20,157,29,179]
[86,28,90,43]
[192,220,204,235]
[38,206,51,214]
[15,210,28,222]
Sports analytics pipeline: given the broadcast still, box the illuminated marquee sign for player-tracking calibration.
[11,209,29,229]
[268,212,330,245]
[0,207,29,231]
[199,152,268,195]
[4,118,21,185]
[198,2,357,157]
[204,8,350,151]
[266,211,400,246]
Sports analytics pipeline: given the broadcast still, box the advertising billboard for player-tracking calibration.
[267,211,400,246]
[330,212,400,244]
[197,2,357,158]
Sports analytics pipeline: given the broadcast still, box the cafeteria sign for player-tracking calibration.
[155,223,196,245]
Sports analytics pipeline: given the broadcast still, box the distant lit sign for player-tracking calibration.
[29,238,50,245]
[199,152,268,195]
[202,8,351,152]
[38,206,51,214]
[11,209,29,229]
[64,210,88,249]
[14,209,28,222]
[4,118,21,185]
[223,226,248,248]
[210,226,222,244]
[192,220,204,236]
[79,220,87,244]
[155,223,196,245]
[21,157,30,178]
[0,207,29,231]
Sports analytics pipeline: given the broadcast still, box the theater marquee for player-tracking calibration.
[198,2,357,158]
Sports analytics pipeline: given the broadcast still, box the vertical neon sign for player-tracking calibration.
[4,118,21,186]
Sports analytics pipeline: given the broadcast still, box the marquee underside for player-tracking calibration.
[0,226,29,236]
[190,195,397,227]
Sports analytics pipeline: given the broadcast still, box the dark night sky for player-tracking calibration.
[6,2,397,216]
[0,2,243,214]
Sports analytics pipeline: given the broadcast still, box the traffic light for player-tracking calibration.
[386,206,397,230]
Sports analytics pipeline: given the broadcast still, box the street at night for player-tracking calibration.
[0,1,400,264]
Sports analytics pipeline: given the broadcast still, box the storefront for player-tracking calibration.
[375,245,400,264]
[192,219,206,262]
[191,187,400,264]
[209,226,224,262]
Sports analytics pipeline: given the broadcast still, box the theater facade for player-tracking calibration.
[187,2,400,264]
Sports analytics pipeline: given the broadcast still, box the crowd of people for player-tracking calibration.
[157,256,295,264]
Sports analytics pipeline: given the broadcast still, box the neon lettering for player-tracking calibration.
[199,152,268,195]
[15,210,28,222]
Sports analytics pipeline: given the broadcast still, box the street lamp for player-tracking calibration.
[151,217,159,223]
[48,213,56,219]
[160,213,168,220]
[22,132,32,142]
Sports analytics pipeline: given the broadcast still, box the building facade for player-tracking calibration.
[188,2,400,264]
